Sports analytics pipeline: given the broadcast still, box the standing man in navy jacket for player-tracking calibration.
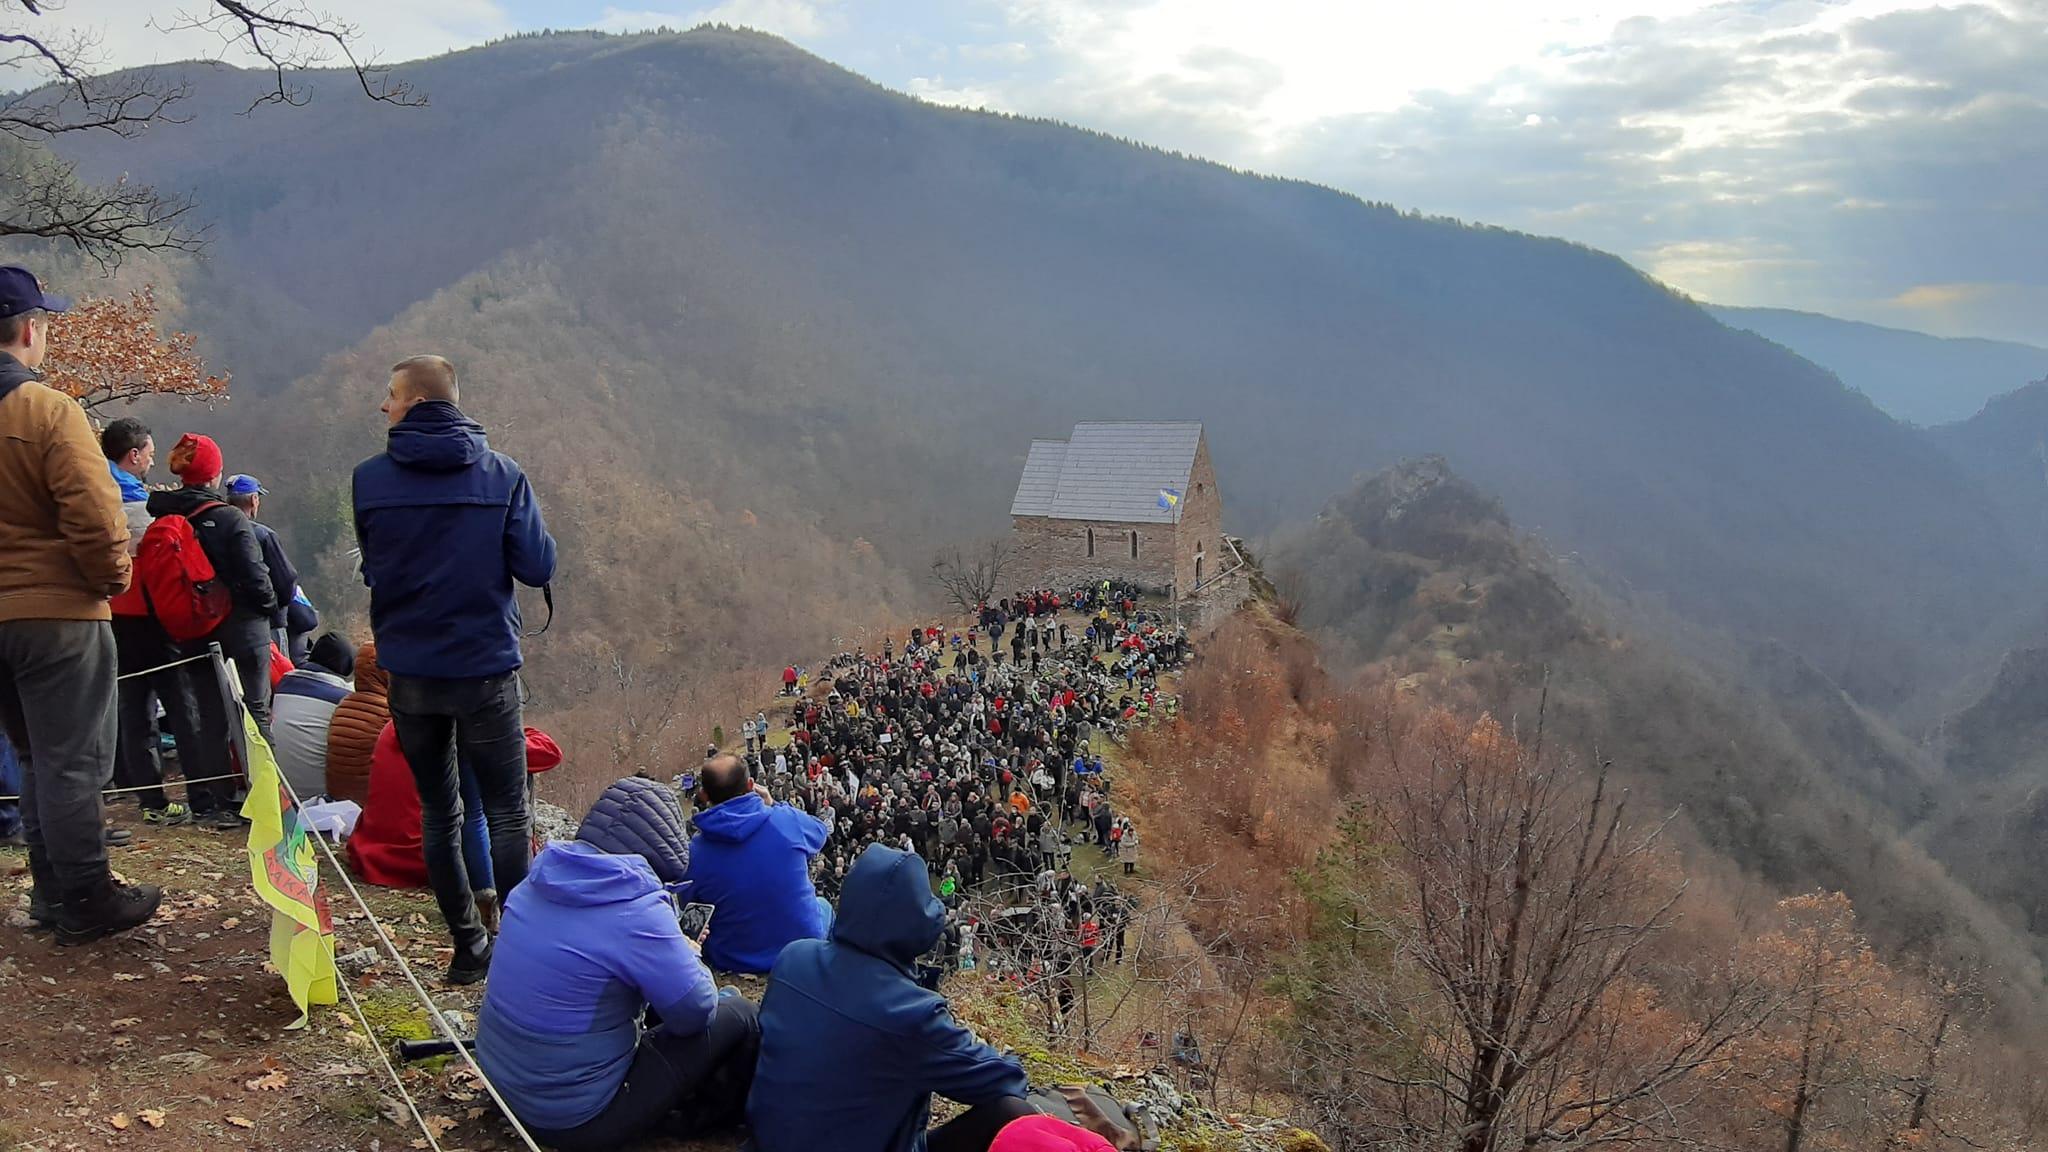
[354,354,557,983]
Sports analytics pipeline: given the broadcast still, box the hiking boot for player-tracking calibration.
[103,826,134,847]
[26,846,58,931]
[475,889,501,936]
[446,939,493,987]
[143,803,192,827]
[205,808,246,831]
[55,876,163,945]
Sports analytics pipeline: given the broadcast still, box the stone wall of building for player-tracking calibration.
[1010,514,1179,591]
[1172,441,1224,600]
[1007,429,1229,599]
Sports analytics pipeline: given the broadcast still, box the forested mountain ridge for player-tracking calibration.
[24,25,2039,721]
[1709,304,2048,426]
[1265,459,2048,1009]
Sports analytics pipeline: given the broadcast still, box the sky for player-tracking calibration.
[13,0,2048,344]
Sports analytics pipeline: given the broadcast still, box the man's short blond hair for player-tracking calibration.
[391,354,458,403]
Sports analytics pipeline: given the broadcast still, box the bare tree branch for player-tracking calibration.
[153,1,425,111]
[931,539,1013,615]
[0,148,203,266]
[0,1,423,262]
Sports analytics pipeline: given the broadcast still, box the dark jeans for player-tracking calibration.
[0,620,118,888]
[112,620,216,812]
[926,1096,1037,1152]
[182,643,253,814]
[225,642,273,746]
[529,997,761,1152]
[0,731,20,838]
[388,671,530,953]
[460,763,494,892]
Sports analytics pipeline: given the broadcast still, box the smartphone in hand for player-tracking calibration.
[679,902,715,942]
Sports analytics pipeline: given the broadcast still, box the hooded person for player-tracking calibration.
[682,754,832,973]
[476,777,761,1152]
[324,640,386,804]
[345,723,562,921]
[269,632,355,802]
[353,355,557,983]
[747,843,1033,1152]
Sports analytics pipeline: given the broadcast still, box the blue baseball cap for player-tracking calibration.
[0,266,70,320]
[226,474,268,497]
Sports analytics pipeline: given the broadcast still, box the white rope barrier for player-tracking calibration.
[115,650,218,681]
[0,772,241,805]
[332,958,449,1152]
[267,713,546,1152]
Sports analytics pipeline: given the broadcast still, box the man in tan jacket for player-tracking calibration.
[0,265,162,944]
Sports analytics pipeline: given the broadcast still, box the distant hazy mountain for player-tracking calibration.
[1709,305,2048,426]
[27,27,2036,711]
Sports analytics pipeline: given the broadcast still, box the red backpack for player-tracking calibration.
[112,503,232,643]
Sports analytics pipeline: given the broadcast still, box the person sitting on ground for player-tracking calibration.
[748,843,1033,1152]
[478,777,761,1152]
[683,753,832,973]
[269,632,355,802]
[346,721,561,945]
[324,640,385,806]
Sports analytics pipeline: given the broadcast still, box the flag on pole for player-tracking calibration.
[1157,487,1183,511]
[239,705,338,1028]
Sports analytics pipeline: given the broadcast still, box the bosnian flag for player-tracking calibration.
[1157,487,1183,510]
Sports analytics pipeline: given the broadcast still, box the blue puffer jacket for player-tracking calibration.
[686,792,830,973]
[746,844,1029,1152]
[475,782,716,1132]
[352,400,556,679]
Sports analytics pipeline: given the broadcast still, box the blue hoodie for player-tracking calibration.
[352,400,556,679]
[108,459,147,503]
[746,845,1029,1152]
[474,839,718,1131]
[685,792,831,973]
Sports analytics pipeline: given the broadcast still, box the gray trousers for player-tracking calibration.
[0,619,118,887]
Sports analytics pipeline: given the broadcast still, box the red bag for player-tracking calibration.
[120,503,231,642]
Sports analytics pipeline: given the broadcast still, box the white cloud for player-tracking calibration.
[937,0,2048,340]
[906,75,1006,108]
[0,1,513,76]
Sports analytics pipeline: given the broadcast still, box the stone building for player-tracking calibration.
[1008,421,1225,598]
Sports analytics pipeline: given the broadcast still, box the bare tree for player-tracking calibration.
[1286,703,1784,1151]
[930,539,1013,613]
[2,1,422,263]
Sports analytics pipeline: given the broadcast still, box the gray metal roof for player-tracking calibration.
[1009,440,1068,517]
[1010,422,1203,524]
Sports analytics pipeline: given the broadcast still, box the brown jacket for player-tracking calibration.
[0,359,129,622]
[326,641,388,806]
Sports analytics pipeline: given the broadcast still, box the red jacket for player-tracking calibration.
[345,722,563,888]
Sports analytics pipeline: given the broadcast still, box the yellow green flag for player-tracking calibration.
[238,706,338,1028]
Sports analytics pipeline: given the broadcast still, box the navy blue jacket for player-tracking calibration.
[251,521,298,629]
[747,844,1028,1152]
[352,401,556,679]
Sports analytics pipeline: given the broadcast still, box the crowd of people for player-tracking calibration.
[0,261,1181,1152]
